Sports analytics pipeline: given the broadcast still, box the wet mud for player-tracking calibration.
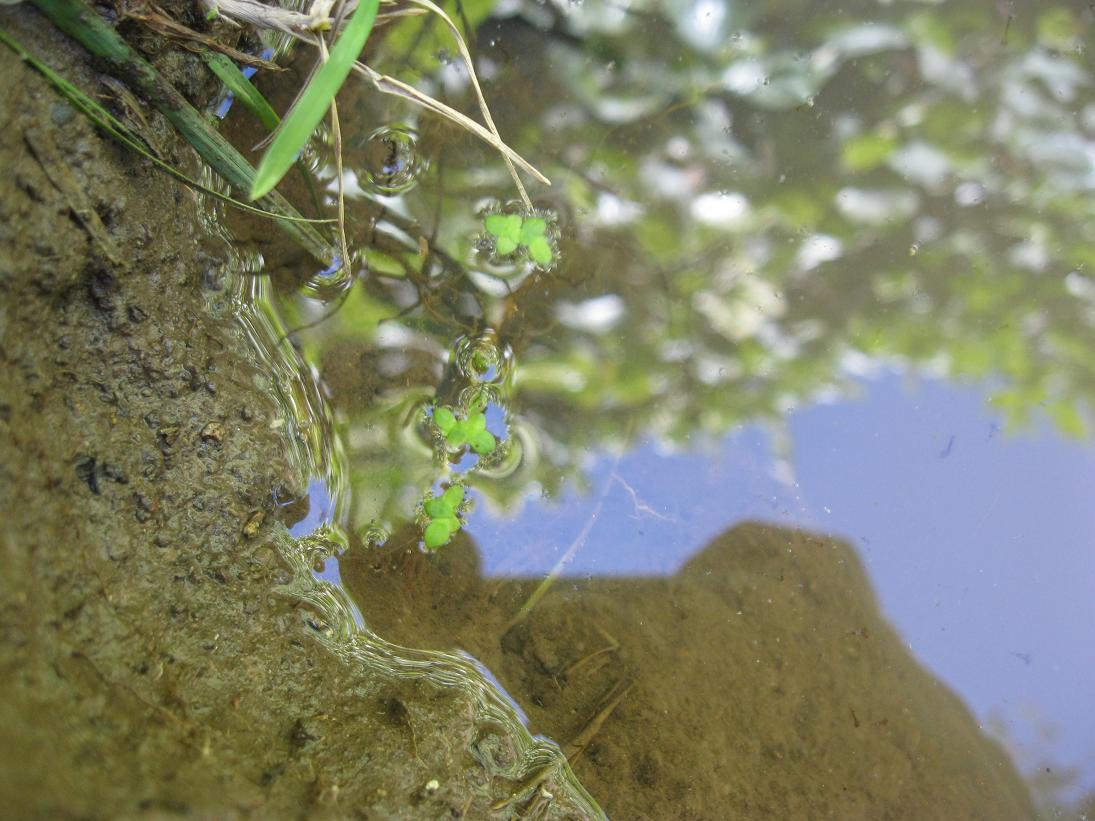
[0,8,592,818]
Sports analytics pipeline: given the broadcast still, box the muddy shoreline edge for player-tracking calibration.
[0,7,597,817]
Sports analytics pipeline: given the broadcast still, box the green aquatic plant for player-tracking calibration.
[432,405,497,456]
[421,484,466,549]
[484,214,554,266]
[418,403,502,549]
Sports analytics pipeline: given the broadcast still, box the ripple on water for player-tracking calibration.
[357,126,427,195]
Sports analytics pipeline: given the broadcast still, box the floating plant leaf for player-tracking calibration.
[485,213,522,255]
[442,485,465,508]
[422,484,467,549]
[471,429,497,455]
[485,213,522,240]
[527,235,553,265]
[484,212,553,264]
[519,217,546,245]
[466,410,486,435]
[437,406,498,452]
[424,519,454,549]
[424,497,454,519]
[433,405,456,434]
[447,420,469,445]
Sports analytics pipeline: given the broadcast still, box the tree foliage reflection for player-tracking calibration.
[289,1,1094,545]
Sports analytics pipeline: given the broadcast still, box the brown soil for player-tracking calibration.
[0,7,593,818]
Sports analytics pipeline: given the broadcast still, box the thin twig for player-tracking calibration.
[353,62,548,184]
[403,0,533,208]
[565,679,632,763]
[317,32,352,273]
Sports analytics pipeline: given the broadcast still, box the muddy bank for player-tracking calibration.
[0,7,594,818]
[345,522,1037,820]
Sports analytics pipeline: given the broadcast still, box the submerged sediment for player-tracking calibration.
[346,522,1038,820]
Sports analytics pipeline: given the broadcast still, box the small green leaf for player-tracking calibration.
[424,519,453,549]
[447,420,469,445]
[203,54,280,131]
[519,217,546,244]
[502,215,523,239]
[424,498,454,519]
[527,235,553,265]
[471,429,497,455]
[433,406,456,434]
[444,516,462,534]
[484,214,510,237]
[486,214,522,254]
[441,485,465,508]
[466,410,486,435]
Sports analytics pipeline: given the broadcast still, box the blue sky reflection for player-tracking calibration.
[466,371,1095,799]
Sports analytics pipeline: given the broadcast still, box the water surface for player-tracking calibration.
[259,0,1095,815]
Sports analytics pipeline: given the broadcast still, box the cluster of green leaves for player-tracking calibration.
[422,484,465,549]
[417,405,502,549]
[433,405,497,455]
[484,214,553,265]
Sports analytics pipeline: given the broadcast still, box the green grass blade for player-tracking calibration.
[250,0,381,200]
[28,0,333,263]
[0,28,332,226]
[202,53,280,131]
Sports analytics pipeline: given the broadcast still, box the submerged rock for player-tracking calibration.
[346,522,1036,819]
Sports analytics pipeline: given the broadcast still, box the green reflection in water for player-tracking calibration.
[267,0,1094,814]
[286,0,1093,541]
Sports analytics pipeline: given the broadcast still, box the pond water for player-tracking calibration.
[243,0,1095,816]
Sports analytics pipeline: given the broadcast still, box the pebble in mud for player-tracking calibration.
[200,420,225,444]
[242,510,265,538]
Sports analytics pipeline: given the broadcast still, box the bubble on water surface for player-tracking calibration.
[356,521,390,549]
[299,252,357,303]
[358,126,426,195]
[453,330,515,387]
